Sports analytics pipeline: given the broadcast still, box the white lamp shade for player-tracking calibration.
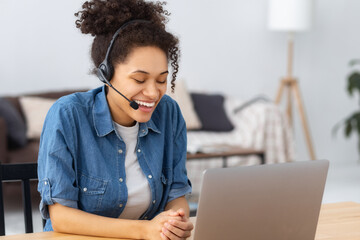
[268,0,313,32]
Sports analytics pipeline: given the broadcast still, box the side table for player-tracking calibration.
[187,146,265,166]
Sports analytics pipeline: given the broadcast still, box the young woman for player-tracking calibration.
[37,0,193,239]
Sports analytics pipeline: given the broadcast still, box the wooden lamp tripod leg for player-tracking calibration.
[275,79,286,104]
[286,81,293,125]
[275,33,316,160]
[292,81,316,160]
[276,79,294,126]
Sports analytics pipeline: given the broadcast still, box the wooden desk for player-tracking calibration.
[315,202,360,240]
[2,202,359,240]
[187,146,265,166]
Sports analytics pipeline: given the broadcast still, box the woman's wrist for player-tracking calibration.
[112,219,150,239]
[138,219,151,239]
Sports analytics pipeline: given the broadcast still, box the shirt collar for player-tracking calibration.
[93,86,161,137]
[139,118,161,137]
[93,86,114,137]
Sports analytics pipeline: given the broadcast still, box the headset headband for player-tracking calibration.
[103,19,151,63]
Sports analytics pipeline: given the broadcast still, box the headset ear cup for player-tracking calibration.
[97,65,107,84]
[98,61,114,82]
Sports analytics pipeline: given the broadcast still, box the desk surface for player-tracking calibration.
[2,202,360,240]
[315,202,360,240]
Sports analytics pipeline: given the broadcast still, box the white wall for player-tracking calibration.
[1,0,359,165]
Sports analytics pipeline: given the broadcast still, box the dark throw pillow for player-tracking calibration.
[190,93,234,132]
[0,98,27,148]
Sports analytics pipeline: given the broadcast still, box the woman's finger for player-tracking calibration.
[160,232,170,240]
[168,219,194,231]
[162,226,182,240]
[176,208,185,217]
[164,222,191,238]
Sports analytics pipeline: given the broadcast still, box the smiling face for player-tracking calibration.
[106,46,168,127]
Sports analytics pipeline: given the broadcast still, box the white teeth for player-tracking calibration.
[135,100,155,108]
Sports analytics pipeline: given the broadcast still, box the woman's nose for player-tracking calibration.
[143,81,159,99]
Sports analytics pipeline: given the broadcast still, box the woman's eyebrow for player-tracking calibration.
[131,70,169,75]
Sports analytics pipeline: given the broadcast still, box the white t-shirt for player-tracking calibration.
[114,121,151,220]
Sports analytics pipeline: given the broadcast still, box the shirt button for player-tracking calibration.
[119,178,123,183]
[44,181,48,185]
[148,175,152,179]
[118,149,123,154]
[152,200,156,204]
[137,149,141,153]
[142,129,146,133]
[83,187,88,192]
[119,204,123,208]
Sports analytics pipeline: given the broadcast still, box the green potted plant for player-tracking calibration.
[333,59,360,153]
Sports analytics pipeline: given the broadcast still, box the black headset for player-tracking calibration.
[96,19,150,110]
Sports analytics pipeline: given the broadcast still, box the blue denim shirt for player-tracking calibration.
[37,86,192,231]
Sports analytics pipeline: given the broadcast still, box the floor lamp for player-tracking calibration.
[268,0,316,160]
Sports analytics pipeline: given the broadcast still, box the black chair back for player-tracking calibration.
[0,163,38,235]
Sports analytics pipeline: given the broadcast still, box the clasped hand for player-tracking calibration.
[147,208,194,240]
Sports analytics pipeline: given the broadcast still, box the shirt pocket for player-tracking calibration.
[78,173,108,214]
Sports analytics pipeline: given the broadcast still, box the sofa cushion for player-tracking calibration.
[190,93,234,132]
[19,96,56,139]
[0,98,27,148]
[167,81,202,130]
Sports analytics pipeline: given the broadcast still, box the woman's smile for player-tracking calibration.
[134,100,157,113]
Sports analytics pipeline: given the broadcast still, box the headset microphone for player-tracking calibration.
[96,19,150,110]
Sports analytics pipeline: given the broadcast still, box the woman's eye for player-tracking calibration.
[133,78,145,83]
[157,80,167,84]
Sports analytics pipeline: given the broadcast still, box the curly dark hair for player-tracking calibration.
[74,0,179,91]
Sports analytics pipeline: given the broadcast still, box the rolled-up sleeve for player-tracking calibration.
[37,103,79,219]
[167,108,192,203]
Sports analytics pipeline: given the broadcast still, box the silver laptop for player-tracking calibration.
[193,160,329,240]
